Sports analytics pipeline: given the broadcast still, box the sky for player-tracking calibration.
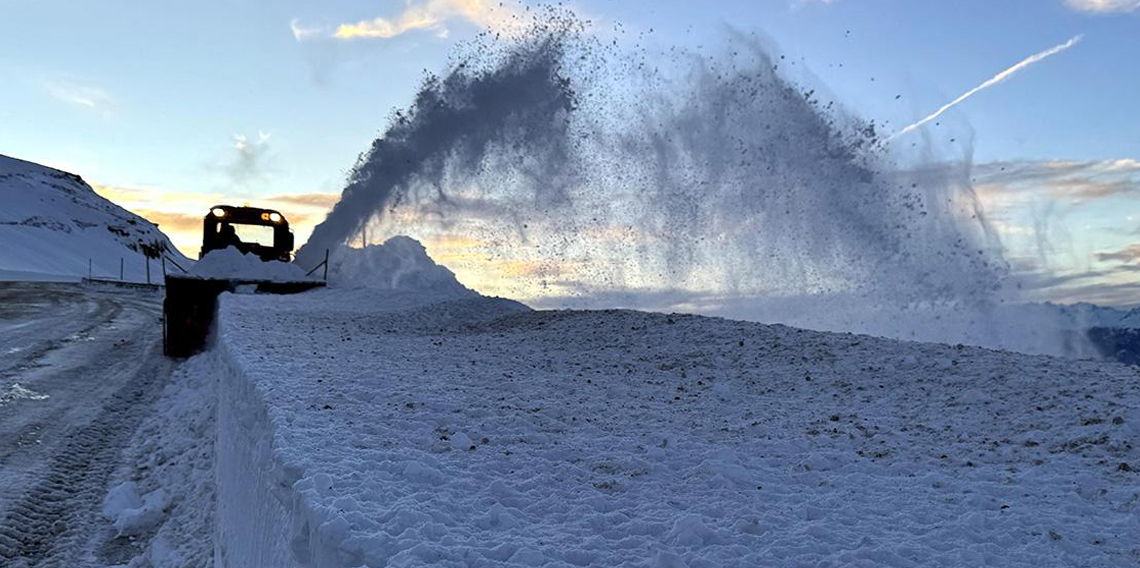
[1,0,1138,306]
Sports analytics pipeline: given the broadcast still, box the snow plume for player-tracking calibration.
[296,12,580,266]
[303,11,1097,356]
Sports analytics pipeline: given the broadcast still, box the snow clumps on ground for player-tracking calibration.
[102,354,217,567]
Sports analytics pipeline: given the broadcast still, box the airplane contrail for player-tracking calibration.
[890,35,1083,141]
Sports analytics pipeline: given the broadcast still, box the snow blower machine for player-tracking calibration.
[162,205,327,357]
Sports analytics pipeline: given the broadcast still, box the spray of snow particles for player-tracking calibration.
[302,9,1091,356]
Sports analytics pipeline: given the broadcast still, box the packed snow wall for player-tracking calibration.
[212,240,517,566]
[211,278,1138,567]
[212,341,299,568]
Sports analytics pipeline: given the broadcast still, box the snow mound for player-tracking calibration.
[329,236,474,297]
[188,247,311,282]
[0,153,187,282]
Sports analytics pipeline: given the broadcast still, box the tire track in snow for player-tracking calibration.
[0,344,171,567]
[0,283,172,567]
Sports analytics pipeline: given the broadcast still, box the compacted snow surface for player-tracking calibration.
[211,287,1140,567]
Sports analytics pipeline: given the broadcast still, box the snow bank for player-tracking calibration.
[211,290,1140,566]
[329,237,474,296]
[102,353,217,567]
[188,247,312,282]
[213,288,527,567]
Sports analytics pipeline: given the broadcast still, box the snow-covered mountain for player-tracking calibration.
[0,154,187,282]
[1120,307,1140,329]
[1043,301,1137,330]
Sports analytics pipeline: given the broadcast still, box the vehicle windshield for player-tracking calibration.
[227,223,275,247]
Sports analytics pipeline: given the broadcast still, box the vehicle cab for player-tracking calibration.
[200,205,295,262]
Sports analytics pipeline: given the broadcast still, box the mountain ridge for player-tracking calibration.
[0,153,188,282]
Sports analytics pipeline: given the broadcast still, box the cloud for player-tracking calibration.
[92,184,224,210]
[290,18,329,41]
[227,132,272,184]
[796,0,1139,14]
[974,159,1140,205]
[92,184,226,255]
[1096,243,1140,263]
[1014,263,1140,290]
[1065,0,1140,12]
[891,36,1082,141]
[130,209,204,234]
[1030,280,1140,308]
[267,193,340,209]
[331,0,520,40]
[92,183,337,258]
[44,81,113,113]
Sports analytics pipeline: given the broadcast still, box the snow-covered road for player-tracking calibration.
[0,282,173,567]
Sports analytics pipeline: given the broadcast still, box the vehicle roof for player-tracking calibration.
[207,204,283,216]
[206,204,289,225]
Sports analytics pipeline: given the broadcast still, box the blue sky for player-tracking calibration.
[1,0,1138,305]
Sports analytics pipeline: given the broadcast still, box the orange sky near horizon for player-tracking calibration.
[92,183,340,263]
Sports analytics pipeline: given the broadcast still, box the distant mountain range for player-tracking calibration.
[0,154,187,283]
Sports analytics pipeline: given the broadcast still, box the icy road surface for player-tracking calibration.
[0,282,173,567]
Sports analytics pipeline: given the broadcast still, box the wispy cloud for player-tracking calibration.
[227,132,272,184]
[1065,0,1140,13]
[795,0,1139,14]
[268,193,340,209]
[290,18,328,41]
[44,81,114,113]
[891,36,1082,141]
[974,159,1140,204]
[329,0,520,41]
[1096,243,1140,263]
[961,158,1140,305]
[130,209,204,235]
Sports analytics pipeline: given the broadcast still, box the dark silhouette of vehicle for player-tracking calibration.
[201,205,295,262]
[163,205,326,357]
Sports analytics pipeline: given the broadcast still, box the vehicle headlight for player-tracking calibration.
[211,207,226,218]
[269,212,282,223]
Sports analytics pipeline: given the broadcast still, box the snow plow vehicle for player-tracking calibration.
[162,205,326,357]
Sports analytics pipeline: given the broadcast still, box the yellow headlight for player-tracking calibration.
[211,207,226,218]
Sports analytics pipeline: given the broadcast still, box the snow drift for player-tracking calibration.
[0,154,187,283]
